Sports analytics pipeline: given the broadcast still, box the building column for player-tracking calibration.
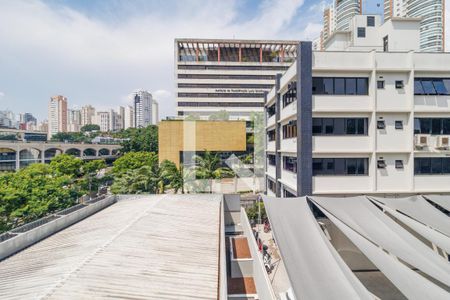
[259,45,263,63]
[218,45,221,63]
[296,41,313,197]
[238,44,242,62]
[275,73,282,197]
[15,146,19,171]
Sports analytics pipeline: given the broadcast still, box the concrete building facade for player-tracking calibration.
[81,105,96,126]
[266,16,450,197]
[48,95,67,137]
[175,39,299,120]
[384,0,445,52]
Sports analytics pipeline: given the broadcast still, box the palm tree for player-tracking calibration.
[161,160,197,194]
[194,151,233,193]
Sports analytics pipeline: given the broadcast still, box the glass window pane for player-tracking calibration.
[357,78,368,95]
[443,79,450,94]
[420,158,431,174]
[345,78,357,95]
[357,159,367,175]
[431,118,442,135]
[443,158,450,174]
[346,119,356,134]
[324,159,335,174]
[433,80,448,95]
[422,80,437,95]
[414,118,421,134]
[334,78,345,95]
[420,118,431,134]
[431,158,442,174]
[313,160,323,175]
[312,118,322,134]
[357,118,366,134]
[323,119,334,134]
[442,119,450,134]
[335,159,345,175]
[346,159,357,175]
[312,78,324,94]
[414,158,421,174]
[414,80,424,95]
[324,78,334,95]
[333,119,345,134]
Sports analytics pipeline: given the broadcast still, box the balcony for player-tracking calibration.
[267,114,276,127]
[280,169,297,190]
[267,140,275,152]
[280,101,297,121]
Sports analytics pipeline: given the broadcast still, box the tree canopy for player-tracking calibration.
[0,155,107,233]
[81,124,100,132]
[114,125,158,153]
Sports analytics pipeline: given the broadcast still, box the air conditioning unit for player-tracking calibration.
[436,136,450,150]
[415,134,429,149]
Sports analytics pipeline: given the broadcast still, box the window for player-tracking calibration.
[395,80,404,89]
[282,82,297,107]
[312,118,368,135]
[377,80,385,89]
[312,77,369,95]
[267,154,276,166]
[267,104,276,118]
[357,27,366,38]
[395,160,404,169]
[395,121,403,130]
[383,35,389,52]
[377,120,386,129]
[284,189,296,198]
[267,129,276,141]
[267,179,276,193]
[283,156,297,173]
[377,160,387,169]
[313,158,368,176]
[414,78,450,95]
[283,121,297,139]
[415,118,450,135]
[415,157,450,175]
[367,16,375,27]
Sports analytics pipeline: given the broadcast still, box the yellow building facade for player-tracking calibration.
[158,120,247,166]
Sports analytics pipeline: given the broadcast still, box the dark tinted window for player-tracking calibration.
[357,27,366,38]
[415,157,450,175]
[367,16,375,27]
[312,118,368,135]
[432,119,442,134]
[414,80,424,94]
[345,78,357,95]
[313,158,368,176]
[415,118,450,135]
[312,77,368,95]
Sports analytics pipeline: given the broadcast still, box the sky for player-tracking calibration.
[0,0,444,121]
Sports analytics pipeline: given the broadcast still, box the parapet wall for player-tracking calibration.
[0,195,117,261]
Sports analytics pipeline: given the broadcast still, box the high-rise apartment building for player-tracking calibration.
[133,90,155,127]
[152,101,159,124]
[95,111,110,132]
[0,110,17,129]
[175,39,299,120]
[68,108,82,132]
[48,95,68,137]
[81,105,96,125]
[384,0,445,52]
[335,0,362,31]
[124,105,135,129]
[265,15,450,198]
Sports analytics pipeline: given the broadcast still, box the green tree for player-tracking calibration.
[80,124,100,132]
[51,132,90,143]
[50,154,84,177]
[115,125,158,153]
[195,151,233,193]
[160,160,195,194]
[112,152,157,174]
[246,201,266,223]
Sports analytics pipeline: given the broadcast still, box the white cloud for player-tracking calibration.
[0,0,316,119]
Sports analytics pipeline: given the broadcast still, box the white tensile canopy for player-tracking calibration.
[262,195,373,300]
[262,195,450,300]
[424,194,450,212]
[369,195,450,237]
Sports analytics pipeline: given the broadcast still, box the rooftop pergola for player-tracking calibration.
[176,38,299,63]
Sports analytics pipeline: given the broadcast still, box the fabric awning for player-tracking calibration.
[369,195,450,237]
[309,196,450,287]
[423,195,450,212]
[262,195,373,300]
[315,203,450,300]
